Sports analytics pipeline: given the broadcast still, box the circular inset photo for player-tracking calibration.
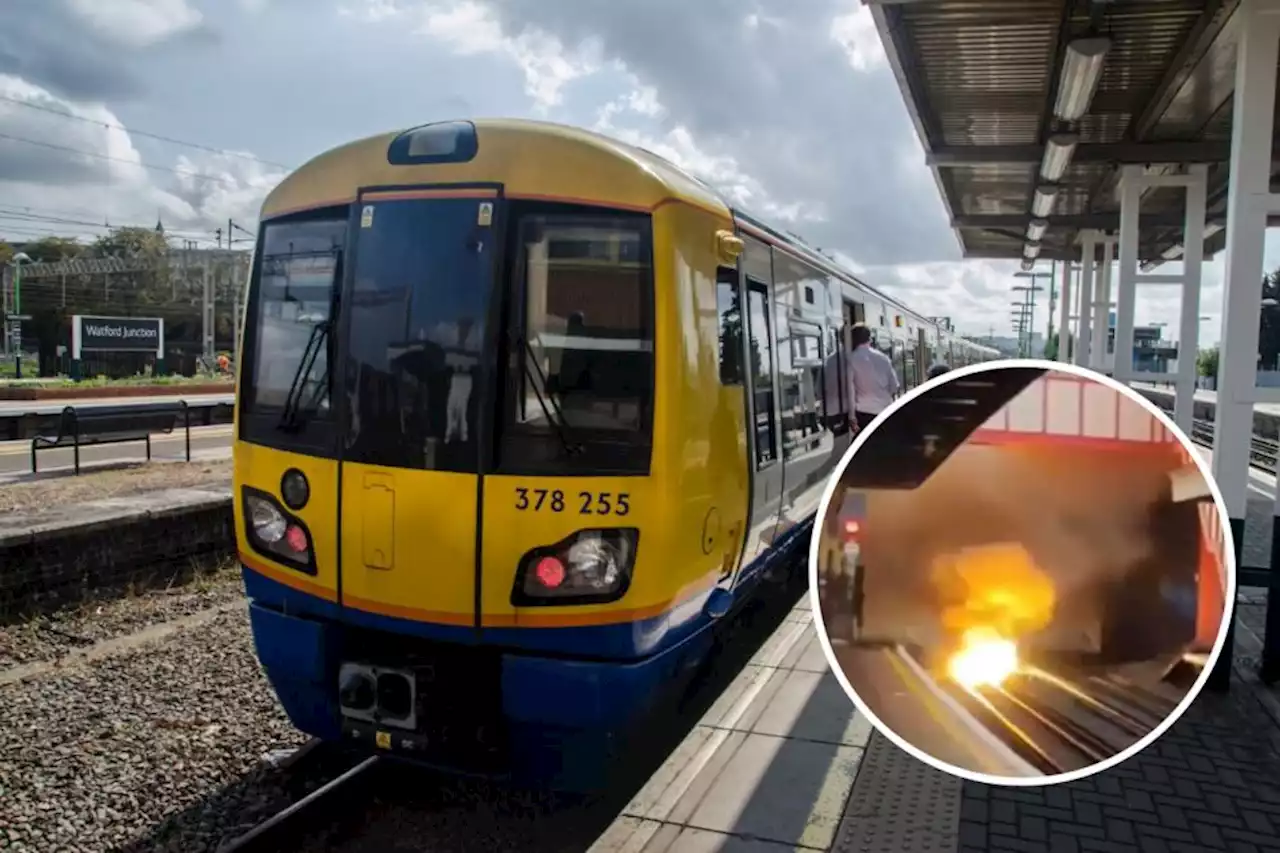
[808,359,1236,786]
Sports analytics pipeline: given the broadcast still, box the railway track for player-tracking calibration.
[218,754,383,852]
[1187,416,1279,471]
[938,662,1184,776]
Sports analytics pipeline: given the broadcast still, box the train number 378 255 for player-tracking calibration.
[514,488,630,516]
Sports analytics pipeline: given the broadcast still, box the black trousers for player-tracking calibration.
[854,410,881,431]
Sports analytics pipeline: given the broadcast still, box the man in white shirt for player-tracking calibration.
[824,323,900,433]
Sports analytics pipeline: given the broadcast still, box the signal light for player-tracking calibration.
[844,520,860,536]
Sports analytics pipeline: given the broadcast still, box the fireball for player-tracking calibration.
[930,542,1055,689]
[947,625,1019,689]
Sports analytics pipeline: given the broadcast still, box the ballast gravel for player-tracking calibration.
[0,560,244,669]
[0,605,315,853]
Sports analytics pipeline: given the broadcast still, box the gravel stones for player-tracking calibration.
[0,605,315,853]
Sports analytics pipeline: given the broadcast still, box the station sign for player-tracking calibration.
[72,315,165,358]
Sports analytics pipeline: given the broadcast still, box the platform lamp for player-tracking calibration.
[6,251,31,379]
[1052,37,1110,123]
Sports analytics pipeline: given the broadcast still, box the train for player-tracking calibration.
[232,117,1000,789]
[818,366,1226,671]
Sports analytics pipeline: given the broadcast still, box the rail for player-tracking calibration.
[217,756,381,852]
[1188,417,1279,472]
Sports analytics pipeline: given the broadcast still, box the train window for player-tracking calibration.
[716,266,744,386]
[498,207,655,475]
[341,195,493,473]
[241,212,346,421]
[746,279,777,467]
[782,324,825,461]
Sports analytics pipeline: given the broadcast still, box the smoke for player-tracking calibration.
[853,442,1176,646]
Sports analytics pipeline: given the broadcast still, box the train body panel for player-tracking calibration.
[234,117,999,790]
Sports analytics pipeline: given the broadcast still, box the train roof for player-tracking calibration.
[262,118,996,354]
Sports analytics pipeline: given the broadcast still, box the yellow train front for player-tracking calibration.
[232,118,987,789]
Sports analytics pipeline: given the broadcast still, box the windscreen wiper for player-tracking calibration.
[277,247,343,433]
[521,337,581,456]
[278,320,330,432]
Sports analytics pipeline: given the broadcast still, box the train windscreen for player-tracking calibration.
[238,200,654,476]
[495,205,655,476]
[238,210,347,453]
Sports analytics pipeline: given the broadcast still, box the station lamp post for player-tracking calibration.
[1013,275,1047,357]
[1011,300,1032,356]
[6,252,31,379]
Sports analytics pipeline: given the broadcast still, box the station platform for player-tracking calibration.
[1133,382,1280,421]
[591,594,1280,852]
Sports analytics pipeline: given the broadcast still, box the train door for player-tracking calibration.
[731,235,784,586]
[843,298,864,347]
[336,186,500,629]
[773,253,840,530]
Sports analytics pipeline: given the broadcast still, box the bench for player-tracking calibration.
[31,401,192,475]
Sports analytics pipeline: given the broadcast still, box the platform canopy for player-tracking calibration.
[868,0,1271,266]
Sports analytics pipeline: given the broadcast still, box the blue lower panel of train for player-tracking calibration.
[244,578,715,790]
[242,518,811,791]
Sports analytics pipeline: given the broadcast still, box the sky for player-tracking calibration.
[0,0,1273,347]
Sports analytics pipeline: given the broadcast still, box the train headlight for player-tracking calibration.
[242,487,317,575]
[512,528,640,606]
[247,495,287,543]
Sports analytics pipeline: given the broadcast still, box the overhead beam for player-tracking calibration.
[953,212,1223,229]
[1129,0,1239,141]
[926,140,1254,167]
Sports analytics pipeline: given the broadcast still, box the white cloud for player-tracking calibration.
[64,0,203,49]
[345,0,599,110]
[831,5,886,73]
[0,75,284,248]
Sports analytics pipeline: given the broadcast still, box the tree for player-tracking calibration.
[89,226,172,307]
[1198,346,1219,379]
[1260,270,1280,371]
[20,236,83,263]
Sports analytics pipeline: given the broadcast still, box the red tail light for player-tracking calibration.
[534,556,567,589]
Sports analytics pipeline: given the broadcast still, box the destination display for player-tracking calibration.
[73,315,165,355]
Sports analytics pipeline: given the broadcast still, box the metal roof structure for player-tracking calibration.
[868,0,1263,266]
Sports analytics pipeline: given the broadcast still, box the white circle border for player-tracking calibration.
[804,357,1239,787]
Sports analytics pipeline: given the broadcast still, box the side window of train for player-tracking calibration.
[746,279,778,467]
[716,266,744,385]
[784,322,825,461]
